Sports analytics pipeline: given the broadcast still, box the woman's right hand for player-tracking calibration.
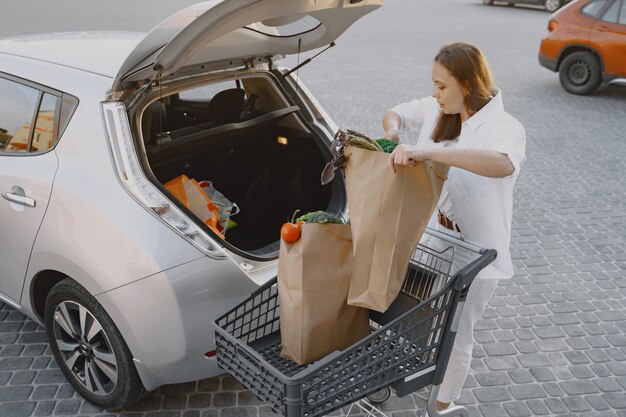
[384,128,401,143]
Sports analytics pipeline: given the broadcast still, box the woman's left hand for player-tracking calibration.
[388,144,428,173]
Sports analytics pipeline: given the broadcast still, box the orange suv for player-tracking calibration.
[539,0,626,94]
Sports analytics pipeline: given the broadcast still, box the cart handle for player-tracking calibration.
[453,248,498,293]
[424,227,485,254]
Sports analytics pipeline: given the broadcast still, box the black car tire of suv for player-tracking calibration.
[559,51,602,95]
[45,278,146,410]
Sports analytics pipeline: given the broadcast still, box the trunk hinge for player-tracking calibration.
[244,58,255,70]
[127,68,162,110]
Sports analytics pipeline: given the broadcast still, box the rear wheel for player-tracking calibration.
[45,279,145,410]
[558,51,602,95]
[545,0,562,11]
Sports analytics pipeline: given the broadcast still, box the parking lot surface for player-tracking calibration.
[1,0,625,416]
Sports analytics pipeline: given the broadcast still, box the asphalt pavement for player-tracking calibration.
[0,0,625,416]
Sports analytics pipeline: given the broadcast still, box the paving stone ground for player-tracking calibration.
[0,0,625,416]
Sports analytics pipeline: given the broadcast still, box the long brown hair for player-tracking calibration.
[431,42,495,142]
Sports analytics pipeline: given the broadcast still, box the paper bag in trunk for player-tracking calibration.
[345,146,449,312]
[278,223,370,365]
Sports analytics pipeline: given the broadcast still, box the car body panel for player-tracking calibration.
[539,3,593,65]
[538,53,558,70]
[0,150,58,303]
[589,17,626,75]
[95,254,258,385]
[112,0,383,92]
[0,32,143,79]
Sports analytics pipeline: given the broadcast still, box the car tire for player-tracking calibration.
[558,51,602,95]
[544,0,562,12]
[482,0,495,5]
[45,278,146,410]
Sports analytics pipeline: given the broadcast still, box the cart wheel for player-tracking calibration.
[367,387,391,404]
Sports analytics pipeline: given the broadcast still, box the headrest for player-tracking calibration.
[208,88,245,125]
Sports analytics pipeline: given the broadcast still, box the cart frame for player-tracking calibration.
[214,228,497,417]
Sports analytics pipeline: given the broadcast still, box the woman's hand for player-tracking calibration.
[384,128,401,143]
[389,146,515,178]
[388,144,429,173]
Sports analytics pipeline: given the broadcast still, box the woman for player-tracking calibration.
[383,42,526,412]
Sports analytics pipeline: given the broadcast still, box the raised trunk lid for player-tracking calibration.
[111,0,383,94]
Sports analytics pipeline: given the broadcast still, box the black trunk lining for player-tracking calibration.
[149,125,331,252]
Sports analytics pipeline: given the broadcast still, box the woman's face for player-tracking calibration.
[431,62,468,118]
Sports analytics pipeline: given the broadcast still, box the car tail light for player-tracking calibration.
[102,101,225,259]
[547,19,559,32]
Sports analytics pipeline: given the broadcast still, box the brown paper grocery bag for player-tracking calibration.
[278,223,370,365]
[345,146,449,313]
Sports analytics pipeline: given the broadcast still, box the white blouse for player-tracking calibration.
[389,90,526,280]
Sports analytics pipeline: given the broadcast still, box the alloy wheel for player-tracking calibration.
[52,301,119,396]
[545,0,561,12]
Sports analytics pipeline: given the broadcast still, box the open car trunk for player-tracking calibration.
[138,71,343,258]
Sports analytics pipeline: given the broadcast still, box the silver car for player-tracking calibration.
[0,0,382,410]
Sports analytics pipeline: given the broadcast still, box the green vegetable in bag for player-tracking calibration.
[375,138,399,153]
[296,210,345,224]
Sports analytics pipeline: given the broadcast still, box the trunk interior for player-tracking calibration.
[139,72,341,257]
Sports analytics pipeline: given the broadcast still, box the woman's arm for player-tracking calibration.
[383,97,435,143]
[382,111,402,143]
[389,144,515,178]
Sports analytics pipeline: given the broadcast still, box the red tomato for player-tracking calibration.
[281,223,301,243]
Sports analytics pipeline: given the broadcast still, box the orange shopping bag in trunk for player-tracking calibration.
[164,175,224,239]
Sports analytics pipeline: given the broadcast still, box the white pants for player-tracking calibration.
[438,277,498,402]
[423,224,499,403]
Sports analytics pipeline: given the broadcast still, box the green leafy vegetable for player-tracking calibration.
[375,139,399,153]
[296,210,345,224]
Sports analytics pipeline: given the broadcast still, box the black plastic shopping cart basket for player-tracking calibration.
[214,228,497,417]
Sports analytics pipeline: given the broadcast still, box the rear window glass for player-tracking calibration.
[32,93,58,152]
[0,77,39,153]
[178,81,238,101]
[581,0,608,17]
[0,75,78,154]
[601,0,620,21]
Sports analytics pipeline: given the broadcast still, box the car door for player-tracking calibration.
[0,75,60,305]
[589,0,626,76]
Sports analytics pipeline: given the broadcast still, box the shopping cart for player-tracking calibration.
[213,228,497,417]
